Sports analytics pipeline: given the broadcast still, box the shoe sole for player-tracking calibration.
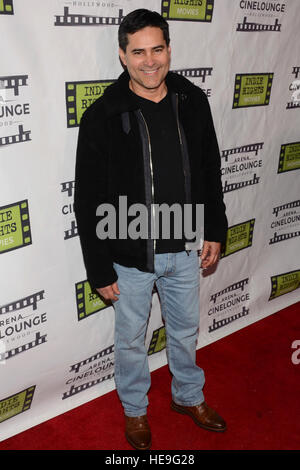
[171,402,227,433]
[125,432,152,451]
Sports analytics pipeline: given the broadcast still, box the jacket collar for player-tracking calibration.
[102,69,194,117]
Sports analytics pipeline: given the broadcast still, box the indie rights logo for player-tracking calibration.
[0,200,32,254]
[161,0,214,22]
[0,0,14,15]
[65,80,114,127]
[233,73,273,108]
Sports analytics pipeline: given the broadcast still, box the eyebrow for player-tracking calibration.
[130,44,165,53]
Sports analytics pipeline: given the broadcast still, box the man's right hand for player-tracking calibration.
[96,282,120,301]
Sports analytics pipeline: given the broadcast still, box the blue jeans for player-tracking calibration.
[112,250,205,417]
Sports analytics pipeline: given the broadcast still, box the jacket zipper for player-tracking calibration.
[175,93,190,254]
[139,111,156,263]
[175,93,187,192]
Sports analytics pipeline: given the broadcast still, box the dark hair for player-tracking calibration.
[118,9,170,52]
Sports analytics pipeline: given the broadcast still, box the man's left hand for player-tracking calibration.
[200,240,221,269]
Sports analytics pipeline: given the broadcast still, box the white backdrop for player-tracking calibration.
[0,0,300,442]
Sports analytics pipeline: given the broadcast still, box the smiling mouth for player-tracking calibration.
[141,69,159,75]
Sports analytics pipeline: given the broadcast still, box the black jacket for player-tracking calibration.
[74,70,228,289]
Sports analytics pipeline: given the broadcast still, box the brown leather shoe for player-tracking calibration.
[125,415,151,450]
[171,400,227,432]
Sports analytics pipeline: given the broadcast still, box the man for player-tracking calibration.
[74,9,228,450]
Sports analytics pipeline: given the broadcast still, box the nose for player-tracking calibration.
[143,52,155,68]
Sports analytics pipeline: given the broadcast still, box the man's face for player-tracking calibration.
[119,26,171,95]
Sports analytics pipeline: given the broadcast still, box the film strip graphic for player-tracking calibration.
[161,0,214,22]
[172,67,212,83]
[0,386,35,424]
[269,269,300,300]
[269,230,300,245]
[237,16,281,32]
[70,345,114,374]
[286,101,300,110]
[208,306,249,333]
[55,7,123,26]
[278,142,300,173]
[0,74,28,96]
[221,142,264,163]
[210,278,249,304]
[233,73,273,108]
[273,199,300,217]
[61,180,75,198]
[0,332,47,362]
[0,124,31,147]
[62,373,114,399]
[0,290,44,315]
[66,80,114,127]
[148,326,166,356]
[292,67,300,80]
[223,173,260,194]
[0,0,13,14]
[75,281,110,321]
[0,200,32,254]
[64,220,77,240]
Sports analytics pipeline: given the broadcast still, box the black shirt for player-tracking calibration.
[132,90,186,253]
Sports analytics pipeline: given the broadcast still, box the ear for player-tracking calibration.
[119,47,127,67]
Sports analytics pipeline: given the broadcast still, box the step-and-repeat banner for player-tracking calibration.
[1,0,299,442]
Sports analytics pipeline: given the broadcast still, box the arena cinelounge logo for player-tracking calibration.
[270,199,300,245]
[0,200,32,254]
[0,290,46,361]
[221,141,263,194]
[0,74,31,146]
[173,66,213,97]
[233,73,273,108]
[221,219,255,258]
[148,326,166,356]
[55,6,123,27]
[236,0,286,33]
[208,278,250,333]
[75,280,110,321]
[0,0,13,15]
[61,180,77,239]
[65,80,114,127]
[287,66,300,109]
[63,345,114,400]
[161,0,214,22]
[0,386,35,424]
[269,269,300,300]
[278,142,300,173]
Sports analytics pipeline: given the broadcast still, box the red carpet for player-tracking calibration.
[0,301,299,450]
